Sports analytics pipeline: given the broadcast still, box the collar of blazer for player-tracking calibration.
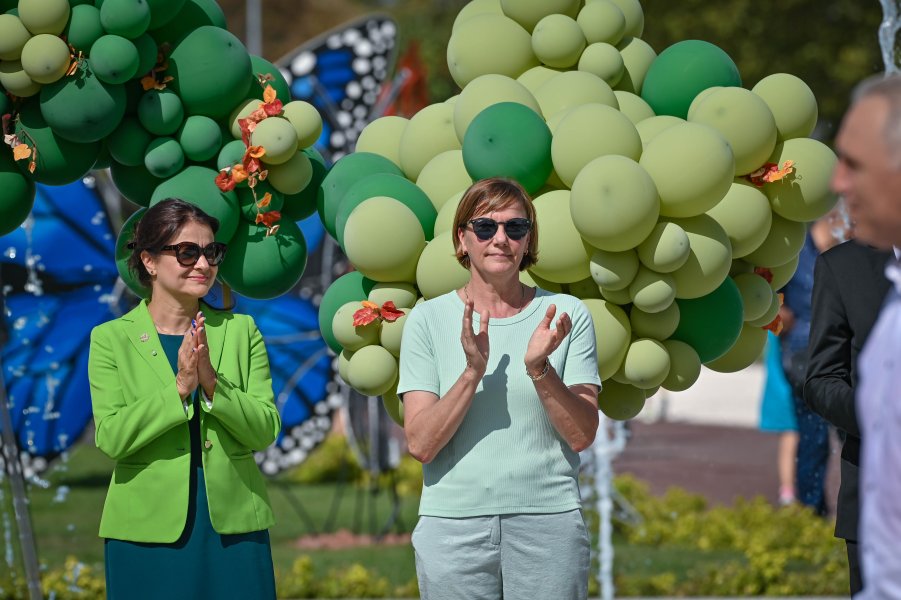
[121,299,228,384]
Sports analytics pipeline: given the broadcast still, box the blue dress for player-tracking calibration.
[759,332,798,432]
[104,334,276,600]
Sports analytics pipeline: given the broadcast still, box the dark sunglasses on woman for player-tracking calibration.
[128,241,228,266]
[467,218,532,241]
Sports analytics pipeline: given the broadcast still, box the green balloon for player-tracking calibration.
[217,139,246,170]
[530,190,591,284]
[380,309,410,357]
[346,345,398,397]
[671,276,743,362]
[337,349,353,383]
[217,219,307,299]
[621,338,670,389]
[18,0,69,34]
[531,14,585,69]
[499,0,579,31]
[138,88,184,135]
[235,179,283,222]
[589,247,638,291]
[631,302,679,339]
[319,152,403,239]
[177,114,221,162]
[319,272,377,354]
[628,266,676,313]
[248,54,291,104]
[607,0,644,37]
[462,102,552,194]
[143,136,183,178]
[640,40,741,119]
[446,13,538,88]
[613,90,653,124]
[600,285,631,305]
[0,94,9,117]
[743,213,807,268]
[452,0,503,32]
[452,73,541,142]
[369,282,418,309]
[516,65,562,94]
[226,97,261,139]
[279,100,321,150]
[168,26,251,118]
[752,73,818,141]
[767,254,799,290]
[746,288,780,327]
[281,147,326,221]
[132,32,157,75]
[637,221,690,273]
[147,0,224,45]
[598,379,645,420]
[705,324,767,372]
[660,339,700,391]
[344,197,425,282]
[15,101,100,184]
[109,160,161,207]
[636,115,683,147]
[0,149,36,236]
[765,138,838,222]
[614,36,655,94]
[20,33,70,84]
[416,149,473,210]
[382,385,404,427]
[0,14,31,60]
[524,270,564,292]
[114,207,150,297]
[356,116,408,168]
[146,0,185,28]
[578,43,625,87]
[706,180,773,258]
[416,230,471,300]
[568,276,603,299]
[332,301,380,352]
[38,66,126,142]
[433,190,464,237]
[733,272,773,321]
[251,116,298,166]
[584,298,631,380]
[667,214,732,299]
[100,0,150,38]
[577,1,626,45]
[266,150,312,195]
[89,34,139,84]
[534,70,617,121]
[150,165,239,242]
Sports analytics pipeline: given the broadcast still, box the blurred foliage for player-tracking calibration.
[278,555,405,598]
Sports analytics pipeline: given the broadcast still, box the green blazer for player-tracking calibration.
[88,300,281,543]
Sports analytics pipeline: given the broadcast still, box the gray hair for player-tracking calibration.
[851,73,901,164]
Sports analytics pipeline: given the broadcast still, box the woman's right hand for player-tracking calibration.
[461,300,489,375]
[175,330,199,399]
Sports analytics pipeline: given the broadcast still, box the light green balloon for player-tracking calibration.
[660,339,701,391]
[452,0,503,32]
[765,138,838,222]
[636,115,683,147]
[20,33,69,84]
[282,100,322,149]
[667,214,733,299]
[589,247,638,290]
[416,149,472,211]
[613,90,654,124]
[332,301,380,352]
[598,379,645,420]
[266,150,312,195]
[606,0,644,37]
[0,14,31,60]
[531,14,585,69]
[516,65,562,94]
[570,155,659,251]
[346,345,398,397]
[356,116,407,169]
[579,43,625,87]
[729,259,754,276]
[584,298,631,379]
[416,230,471,299]
[746,290,780,328]
[752,73,818,141]
[551,103,642,187]
[530,190,591,283]
[577,1,626,45]
[534,70,618,121]
[344,197,425,282]
[637,221,690,273]
[743,213,806,268]
[631,302,679,339]
[337,349,353,383]
[369,283,418,309]
[622,338,670,389]
[688,87,777,176]
[500,0,580,32]
[18,0,69,34]
[433,190,464,237]
[228,98,260,139]
[400,103,461,180]
[629,266,676,313]
[252,116,298,166]
[382,383,404,427]
[447,13,538,88]
[2,60,41,96]
[705,324,767,372]
[380,309,410,357]
[600,285,631,305]
[452,73,541,143]
[733,272,773,321]
[767,253,799,290]
[568,276,603,299]
[706,180,773,258]
[640,123,734,218]
[614,36,655,94]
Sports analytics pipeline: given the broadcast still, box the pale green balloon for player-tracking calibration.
[660,339,701,392]
[252,117,299,166]
[332,301,380,352]
[369,283,419,309]
[19,0,69,35]
[622,338,671,389]
[416,150,472,211]
[705,180,773,258]
[500,0,580,32]
[568,277,603,299]
[433,190,464,237]
[765,138,838,222]
[577,1,626,45]
[380,308,410,357]
[571,155,659,251]
[579,43,625,87]
[644,386,660,398]
[531,14,585,69]
[589,247,639,290]
[337,349,354,383]
[600,285,632,305]
[685,87,723,121]
[552,103,642,187]
[636,115,683,147]
[628,266,676,313]
[20,33,69,84]
[516,65,563,94]
[767,253,799,290]
[453,73,542,142]
[346,345,399,397]
[631,302,680,339]
[688,87,777,176]
[400,103,461,180]
[452,0,503,32]
[613,36,655,94]
[0,15,31,61]
[282,100,323,149]
[743,213,806,268]
[637,221,690,273]
[344,197,425,282]
[524,270,565,292]
[752,73,818,141]
[613,90,654,124]
[530,190,592,283]
[729,259,754,276]
[584,298,631,379]
[0,60,40,97]
[705,324,767,372]
[382,383,404,426]
[228,98,262,139]
[416,230,471,299]
[267,151,312,195]
[447,13,538,88]
[667,214,733,299]
[545,107,571,135]
[356,116,408,169]
[605,0,644,37]
[640,123,734,218]
[598,379,646,420]
[746,290,780,328]
[733,272,773,321]
[534,70,618,121]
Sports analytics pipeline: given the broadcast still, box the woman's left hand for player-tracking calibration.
[525,304,571,374]
[194,312,217,399]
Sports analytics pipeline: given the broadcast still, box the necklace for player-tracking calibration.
[154,323,192,335]
[463,283,527,314]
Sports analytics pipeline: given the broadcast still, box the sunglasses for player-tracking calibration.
[158,241,227,267]
[467,218,532,241]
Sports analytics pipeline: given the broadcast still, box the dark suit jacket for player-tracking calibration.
[804,240,891,541]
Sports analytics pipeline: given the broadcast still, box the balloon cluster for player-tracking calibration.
[0,0,326,299]
[318,0,836,422]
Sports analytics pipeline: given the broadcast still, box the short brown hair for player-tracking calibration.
[452,178,539,271]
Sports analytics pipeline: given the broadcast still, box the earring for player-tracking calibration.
[149,270,156,276]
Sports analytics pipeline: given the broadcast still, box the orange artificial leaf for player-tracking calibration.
[763,159,795,183]
[257,169,269,181]
[12,144,31,161]
[257,192,272,208]
[763,314,784,336]
[246,145,266,159]
[263,99,283,117]
[248,107,268,123]
[263,85,277,104]
[28,159,36,174]
[140,74,157,91]
[231,164,248,184]
[753,267,774,284]
[353,304,380,327]
[380,301,405,322]
[361,301,379,310]
[255,210,281,228]
[215,170,236,192]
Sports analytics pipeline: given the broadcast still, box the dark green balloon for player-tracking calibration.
[319,152,403,239]
[15,102,101,185]
[144,136,183,177]
[146,0,186,29]
[0,148,36,236]
[670,276,743,363]
[93,143,112,169]
[318,271,376,353]
[99,0,151,38]
[115,207,150,298]
[132,32,158,76]
[138,88,184,135]
[281,146,326,221]
[147,0,224,45]
[247,54,291,104]
[110,160,161,207]
[39,68,126,143]
[0,93,8,115]
[641,40,741,120]
[462,101,552,194]
[177,114,221,161]
[236,179,284,222]
[216,138,246,170]
[150,165,239,242]
[89,34,140,84]
[108,116,152,166]
[218,218,307,299]
[64,4,104,53]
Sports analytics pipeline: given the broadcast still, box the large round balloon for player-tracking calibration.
[530,190,591,283]
[281,147,326,221]
[628,266,676,313]
[148,0,226,45]
[399,102,461,180]
[452,73,542,142]
[177,115,221,162]
[531,14,585,69]
[616,36,656,94]
[589,247,638,291]
[149,165,239,242]
[346,345,398,397]
[705,324,767,373]
[248,54,292,105]
[217,219,307,299]
[660,339,701,392]
[447,13,538,88]
[743,213,807,268]
[667,214,732,299]
[319,271,377,354]
[88,34,140,84]
[319,152,403,239]
[636,221,690,273]
[640,40,741,119]
[369,282,418,309]
[576,1,627,46]
[0,60,41,98]
[636,115,684,147]
[143,136,184,178]
[114,207,149,298]
[416,230,471,300]
[251,116,298,166]
[598,379,645,420]
[733,272,773,322]
[752,73,818,141]
[138,88,185,136]
[583,298,631,380]
[765,138,838,222]
[20,34,70,84]
[705,180,772,258]
[0,149,36,237]
[332,301,379,352]
[343,197,425,282]
[15,101,101,185]
[266,150,313,197]
[500,0,579,32]
[356,116,408,169]
[620,338,671,389]
[0,14,32,60]
[534,70,618,120]
[39,68,126,142]
[416,149,473,210]
[380,308,410,357]
[18,0,70,35]
[110,160,161,207]
[99,0,151,38]
[631,302,679,339]
[670,276,743,363]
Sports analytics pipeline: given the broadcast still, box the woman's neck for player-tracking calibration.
[462,273,531,318]
[147,294,198,334]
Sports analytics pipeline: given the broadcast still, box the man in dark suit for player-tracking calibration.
[805,239,891,595]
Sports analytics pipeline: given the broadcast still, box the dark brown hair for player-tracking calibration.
[127,198,220,288]
[452,178,539,271]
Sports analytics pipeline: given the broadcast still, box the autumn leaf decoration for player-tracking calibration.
[746,160,795,187]
[353,301,405,327]
[141,45,174,91]
[753,267,773,284]
[2,113,37,174]
[762,292,785,336]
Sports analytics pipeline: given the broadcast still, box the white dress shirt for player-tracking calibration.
[856,247,901,599]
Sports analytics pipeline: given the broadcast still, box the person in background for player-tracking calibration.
[759,332,799,505]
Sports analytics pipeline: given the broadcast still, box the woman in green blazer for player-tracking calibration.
[88,199,281,599]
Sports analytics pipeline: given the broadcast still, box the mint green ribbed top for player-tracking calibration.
[397,289,602,518]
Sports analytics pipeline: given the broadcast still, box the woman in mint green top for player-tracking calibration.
[398,178,601,599]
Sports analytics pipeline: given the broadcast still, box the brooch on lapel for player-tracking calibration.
[140,333,149,342]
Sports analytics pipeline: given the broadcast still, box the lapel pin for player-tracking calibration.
[140,333,149,342]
